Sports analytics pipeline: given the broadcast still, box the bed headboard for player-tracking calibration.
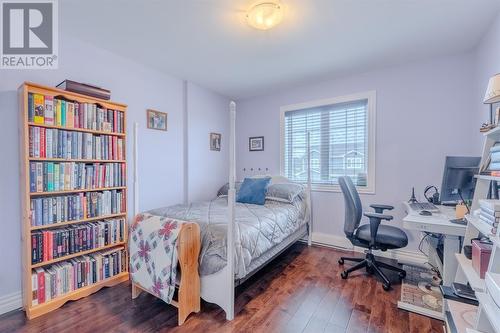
[240,169,294,185]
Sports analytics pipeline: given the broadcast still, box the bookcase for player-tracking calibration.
[444,126,500,332]
[18,82,129,319]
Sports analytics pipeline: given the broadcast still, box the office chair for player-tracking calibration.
[338,176,408,291]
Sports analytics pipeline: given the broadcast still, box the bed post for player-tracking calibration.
[131,122,140,298]
[306,131,313,246]
[134,122,139,216]
[226,101,236,320]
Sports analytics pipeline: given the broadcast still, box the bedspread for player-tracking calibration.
[147,194,308,279]
[129,213,183,304]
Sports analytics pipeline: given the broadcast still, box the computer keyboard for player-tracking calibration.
[409,202,439,212]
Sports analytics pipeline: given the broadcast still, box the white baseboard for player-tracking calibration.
[0,291,22,315]
[311,232,427,266]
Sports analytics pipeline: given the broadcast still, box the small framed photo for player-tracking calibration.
[210,133,221,151]
[147,109,167,131]
[249,136,264,151]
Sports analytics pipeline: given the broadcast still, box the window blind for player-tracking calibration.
[283,99,369,187]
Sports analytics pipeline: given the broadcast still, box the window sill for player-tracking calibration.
[308,184,375,195]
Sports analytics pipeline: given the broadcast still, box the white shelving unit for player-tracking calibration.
[448,126,500,333]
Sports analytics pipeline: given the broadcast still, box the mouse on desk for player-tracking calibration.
[420,210,432,216]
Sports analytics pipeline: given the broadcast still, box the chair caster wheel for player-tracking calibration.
[341,271,348,279]
[399,272,406,279]
[383,283,391,291]
[338,258,344,265]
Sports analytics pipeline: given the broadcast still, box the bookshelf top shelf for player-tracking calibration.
[22,82,127,111]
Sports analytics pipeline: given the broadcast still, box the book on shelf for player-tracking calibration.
[29,126,125,160]
[28,93,124,133]
[439,285,479,306]
[489,162,500,171]
[31,247,126,306]
[30,190,126,226]
[31,218,125,264]
[477,200,500,235]
[33,94,45,124]
[29,161,125,193]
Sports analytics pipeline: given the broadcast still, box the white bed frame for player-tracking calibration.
[133,101,312,320]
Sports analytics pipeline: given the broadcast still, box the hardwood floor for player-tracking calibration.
[0,244,443,333]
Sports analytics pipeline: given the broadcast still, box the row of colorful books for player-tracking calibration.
[478,199,499,235]
[28,93,125,133]
[29,126,125,160]
[31,218,125,264]
[29,162,125,193]
[31,248,126,306]
[30,190,126,226]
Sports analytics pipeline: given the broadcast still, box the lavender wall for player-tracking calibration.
[187,82,230,202]
[0,34,229,304]
[474,11,500,144]
[236,53,479,251]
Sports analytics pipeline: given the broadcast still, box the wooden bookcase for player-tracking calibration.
[18,82,129,319]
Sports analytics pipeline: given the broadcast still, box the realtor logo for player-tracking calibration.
[1,0,58,69]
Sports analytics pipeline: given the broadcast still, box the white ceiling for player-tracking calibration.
[62,0,500,99]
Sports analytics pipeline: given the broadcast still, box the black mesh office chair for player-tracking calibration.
[338,176,409,291]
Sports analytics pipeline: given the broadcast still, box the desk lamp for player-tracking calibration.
[484,73,500,124]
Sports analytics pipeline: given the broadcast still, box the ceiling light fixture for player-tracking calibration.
[246,2,283,30]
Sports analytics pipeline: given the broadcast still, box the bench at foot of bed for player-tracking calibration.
[131,222,201,326]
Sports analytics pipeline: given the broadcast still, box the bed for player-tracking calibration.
[130,102,313,324]
[147,182,310,281]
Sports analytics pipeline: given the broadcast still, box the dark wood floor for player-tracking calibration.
[0,244,443,333]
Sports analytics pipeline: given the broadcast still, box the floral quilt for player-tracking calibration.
[129,213,183,304]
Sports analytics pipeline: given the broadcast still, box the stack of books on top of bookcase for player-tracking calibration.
[19,82,129,319]
[478,199,500,235]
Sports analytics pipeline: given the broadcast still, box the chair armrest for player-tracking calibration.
[370,204,394,214]
[364,212,393,221]
[363,212,393,247]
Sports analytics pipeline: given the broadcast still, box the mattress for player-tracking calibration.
[147,194,309,279]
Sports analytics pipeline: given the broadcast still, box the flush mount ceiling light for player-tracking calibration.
[246,2,283,30]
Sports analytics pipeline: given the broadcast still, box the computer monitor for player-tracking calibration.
[440,156,480,203]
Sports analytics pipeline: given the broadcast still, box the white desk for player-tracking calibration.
[403,202,467,286]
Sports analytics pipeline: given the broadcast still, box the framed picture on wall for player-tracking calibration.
[249,136,264,151]
[147,109,168,131]
[210,133,221,151]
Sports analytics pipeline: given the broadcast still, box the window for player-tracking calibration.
[280,91,376,193]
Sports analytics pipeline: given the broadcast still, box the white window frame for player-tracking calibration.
[279,90,376,194]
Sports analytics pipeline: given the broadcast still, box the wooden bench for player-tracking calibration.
[131,222,201,325]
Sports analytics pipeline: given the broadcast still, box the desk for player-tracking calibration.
[403,202,467,286]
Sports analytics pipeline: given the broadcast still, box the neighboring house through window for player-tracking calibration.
[280,91,376,193]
